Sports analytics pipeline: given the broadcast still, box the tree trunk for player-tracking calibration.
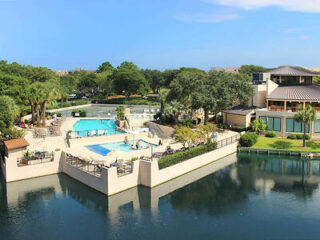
[40,100,48,127]
[34,103,40,127]
[204,109,209,125]
[30,101,35,124]
[303,122,307,147]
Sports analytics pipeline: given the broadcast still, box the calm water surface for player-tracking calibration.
[1,153,320,240]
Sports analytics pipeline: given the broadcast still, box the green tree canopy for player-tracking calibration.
[141,69,164,93]
[239,65,269,76]
[97,61,114,73]
[118,61,139,71]
[112,68,150,98]
[0,95,19,130]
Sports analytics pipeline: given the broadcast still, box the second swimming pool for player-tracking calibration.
[86,139,157,156]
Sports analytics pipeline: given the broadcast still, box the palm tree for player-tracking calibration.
[158,88,170,113]
[164,100,185,124]
[294,105,316,147]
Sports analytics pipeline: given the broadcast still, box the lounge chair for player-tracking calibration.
[97,129,104,136]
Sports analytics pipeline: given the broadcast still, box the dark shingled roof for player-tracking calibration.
[266,66,320,76]
[224,106,258,116]
[267,85,320,101]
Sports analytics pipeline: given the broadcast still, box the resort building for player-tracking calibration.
[224,65,320,137]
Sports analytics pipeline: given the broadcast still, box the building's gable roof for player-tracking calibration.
[223,106,258,116]
[267,85,320,101]
[4,138,29,151]
[266,66,320,76]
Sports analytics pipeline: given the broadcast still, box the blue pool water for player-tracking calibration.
[73,119,123,137]
[86,139,156,156]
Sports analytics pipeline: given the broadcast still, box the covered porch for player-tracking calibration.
[267,100,320,113]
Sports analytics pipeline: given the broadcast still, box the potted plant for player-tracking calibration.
[23,150,31,165]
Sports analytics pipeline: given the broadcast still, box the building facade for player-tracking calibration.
[254,66,320,137]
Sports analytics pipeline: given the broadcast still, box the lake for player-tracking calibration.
[1,153,320,240]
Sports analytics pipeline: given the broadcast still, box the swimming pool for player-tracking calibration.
[73,119,124,137]
[86,139,156,156]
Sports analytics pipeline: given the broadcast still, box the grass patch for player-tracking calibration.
[251,136,320,151]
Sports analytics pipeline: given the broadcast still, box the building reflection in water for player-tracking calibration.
[2,153,320,226]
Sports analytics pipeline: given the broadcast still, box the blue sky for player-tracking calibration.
[1,0,320,70]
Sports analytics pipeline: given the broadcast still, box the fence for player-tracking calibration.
[68,128,126,139]
[65,153,103,177]
[117,162,134,177]
[17,151,55,167]
[216,134,240,149]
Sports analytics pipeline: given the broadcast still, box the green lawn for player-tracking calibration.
[251,136,320,151]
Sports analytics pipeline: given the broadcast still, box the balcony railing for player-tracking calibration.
[17,151,55,167]
[268,106,320,113]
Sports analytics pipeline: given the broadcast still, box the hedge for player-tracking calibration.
[265,131,277,138]
[239,132,258,147]
[93,99,159,105]
[231,126,247,132]
[72,109,87,117]
[158,143,217,169]
[287,133,311,140]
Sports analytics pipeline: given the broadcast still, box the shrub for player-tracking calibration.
[296,134,311,140]
[231,126,247,132]
[287,133,297,139]
[72,109,87,117]
[182,118,193,127]
[62,102,72,108]
[239,132,258,147]
[265,131,277,138]
[116,106,125,120]
[56,113,62,117]
[158,143,217,169]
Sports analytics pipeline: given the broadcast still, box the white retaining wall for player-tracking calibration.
[61,153,108,194]
[5,151,63,182]
[140,142,238,187]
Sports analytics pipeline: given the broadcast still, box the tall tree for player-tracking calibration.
[96,71,113,96]
[0,95,19,130]
[141,69,164,93]
[168,69,207,112]
[112,68,150,98]
[192,71,253,124]
[97,61,114,73]
[294,105,316,147]
[164,100,185,124]
[239,65,269,76]
[118,61,139,71]
[158,88,170,113]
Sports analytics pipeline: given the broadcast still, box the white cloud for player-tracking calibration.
[205,0,320,13]
[175,12,240,23]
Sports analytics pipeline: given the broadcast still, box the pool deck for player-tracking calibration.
[4,116,240,196]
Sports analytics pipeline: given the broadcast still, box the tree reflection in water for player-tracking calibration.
[169,165,253,216]
[169,153,320,215]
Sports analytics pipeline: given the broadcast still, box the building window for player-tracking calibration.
[286,118,309,133]
[260,116,281,132]
[314,120,320,133]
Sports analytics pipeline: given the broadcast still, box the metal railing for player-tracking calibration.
[66,154,103,177]
[17,151,55,167]
[216,134,240,149]
[117,162,134,177]
[68,128,125,139]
